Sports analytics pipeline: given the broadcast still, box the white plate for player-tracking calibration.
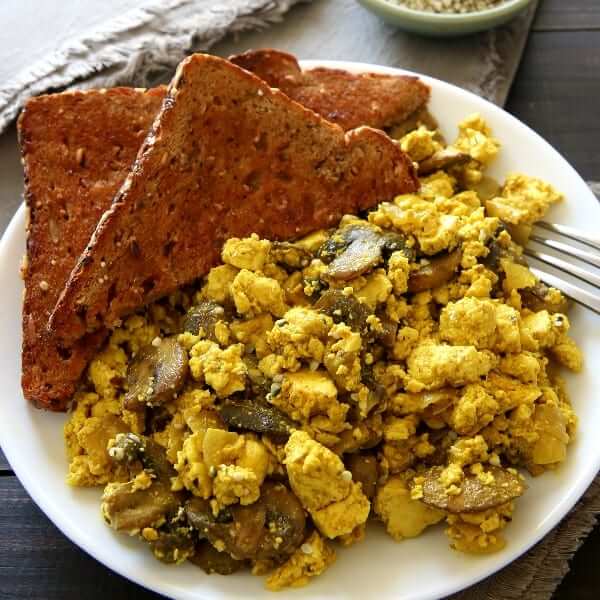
[1,61,599,600]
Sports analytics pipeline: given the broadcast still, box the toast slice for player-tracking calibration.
[229,49,430,131]
[19,86,165,410]
[49,53,418,344]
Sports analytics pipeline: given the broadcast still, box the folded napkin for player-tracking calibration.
[0,0,304,134]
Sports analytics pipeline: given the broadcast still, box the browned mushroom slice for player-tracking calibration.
[103,434,183,534]
[219,397,296,437]
[419,147,470,176]
[186,482,306,561]
[101,480,181,534]
[183,301,232,339]
[416,465,526,513]
[326,226,386,280]
[123,337,188,408]
[189,541,246,575]
[521,282,570,314]
[345,453,378,499]
[314,289,372,333]
[149,526,196,564]
[318,224,413,281]
[376,313,398,348]
[109,432,177,481]
[381,230,414,257]
[483,229,528,276]
[270,241,313,269]
[408,250,461,293]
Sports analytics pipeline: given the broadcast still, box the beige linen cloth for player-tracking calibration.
[1,0,598,597]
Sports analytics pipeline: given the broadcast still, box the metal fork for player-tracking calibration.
[524,221,600,315]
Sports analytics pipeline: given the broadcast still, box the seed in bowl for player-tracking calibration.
[394,0,505,13]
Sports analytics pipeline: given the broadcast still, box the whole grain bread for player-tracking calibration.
[19,86,165,410]
[49,53,418,343]
[229,49,430,131]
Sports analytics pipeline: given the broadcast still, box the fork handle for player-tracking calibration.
[538,222,600,252]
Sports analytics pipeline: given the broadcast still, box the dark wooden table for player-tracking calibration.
[0,0,598,598]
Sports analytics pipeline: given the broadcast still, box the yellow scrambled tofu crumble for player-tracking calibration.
[64,113,582,589]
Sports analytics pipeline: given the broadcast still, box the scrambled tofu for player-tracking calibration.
[222,234,272,272]
[173,427,270,510]
[265,531,336,591]
[274,370,348,427]
[189,340,247,397]
[486,173,563,225]
[375,476,444,540]
[399,125,442,162]
[439,297,521,353]
[201,264,238,303]
[64,111,582,590]
[266,307,332,370]
[406,341,496,391]
[231,269,288,317]
[285,431,370,538]
[453,113,500,166]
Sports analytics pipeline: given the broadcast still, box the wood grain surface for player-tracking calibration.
[1,0,599,598]
[533,0,600,31]
[506,28,600,180]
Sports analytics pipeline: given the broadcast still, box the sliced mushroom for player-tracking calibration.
[326,226,385,280]
[103,435,182,534]
[243,353,271,397]
[186,482,306,561]
[483,229,528,277]
[219,397,296,437]
[101,480,181,534]
[149,526,195,564]
[318,224,412,281]
[189,541,246,575]
[270,241,313,270]
[183,301,231,340]
[521,282,569,314]
[419,147,470,176]
[377,313,398,348]
[381,231,415,261]
[416,465,526,513]
[408,250,461,293]
[346,453,378,499]
[314,289,372,333]
[108,432,177,481]
[123,337,188,408]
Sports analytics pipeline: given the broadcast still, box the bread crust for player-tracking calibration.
[49,54,418,343]
[229,49,430,131]
[19,86,165,410]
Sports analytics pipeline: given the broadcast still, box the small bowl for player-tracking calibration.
[356,0,533,36]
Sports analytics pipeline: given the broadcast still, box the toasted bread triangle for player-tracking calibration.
[19,87,165,410]
[49,54,418,343]
[229,49,430,131]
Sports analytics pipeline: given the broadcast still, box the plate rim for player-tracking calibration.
[1,59,598,600]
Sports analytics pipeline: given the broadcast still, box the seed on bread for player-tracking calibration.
[49,53,418,344]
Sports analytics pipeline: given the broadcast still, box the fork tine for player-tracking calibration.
[537,221,600,252]
[530,267,600,316]
[525,248,600,289]
[531,234,600,270]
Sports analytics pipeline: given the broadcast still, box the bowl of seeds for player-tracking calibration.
[356,0,533,36]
